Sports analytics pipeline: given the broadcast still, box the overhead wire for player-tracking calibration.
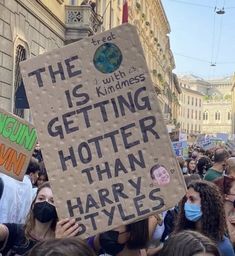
[167,0,213,8]
[167,0,235,9]
[210,1,217,65]
[173,52,235,65]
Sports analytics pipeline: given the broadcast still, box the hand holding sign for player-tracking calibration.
[20,24,186,238]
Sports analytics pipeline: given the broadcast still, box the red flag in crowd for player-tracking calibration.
[122,0,128,23]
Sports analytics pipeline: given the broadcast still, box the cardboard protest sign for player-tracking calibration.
[179,132,187,142]
[20,24,186,238]
[0,108,37,180]
[172,141,188,158]
[216,133,229,143]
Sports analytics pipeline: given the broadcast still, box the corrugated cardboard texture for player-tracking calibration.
[20,24,186,238]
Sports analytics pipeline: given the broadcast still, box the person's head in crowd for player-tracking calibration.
[158,230,221,256]
[25,182,58,238]
[186,158,196,174]
[26,157,40,185]
[226,157,235,177]
[175,180,226,242]
[213,148,229,168]
[214,176,235,205]
[28,237,95,256]
[197,156,212,178]
[184,174,201,187]
[96,219,149,255]
[36,171,48,187]
[32,142,43,162]
[198,148,205,159]
[191,150,199,160]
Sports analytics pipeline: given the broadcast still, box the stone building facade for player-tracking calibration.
[179,75,233,135]
[0,0,66,119]
[178,85,203,135]
[0,0,179,127]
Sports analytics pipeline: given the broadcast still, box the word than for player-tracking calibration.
[0,113,37,151]
[66,177,164,235]
[0,143,26,176]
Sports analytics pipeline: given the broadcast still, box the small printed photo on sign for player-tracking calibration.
[150,164,171,186]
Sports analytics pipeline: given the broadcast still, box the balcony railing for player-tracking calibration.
[65,5,103,43]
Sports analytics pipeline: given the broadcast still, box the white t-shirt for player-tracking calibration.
[0,174,36,224]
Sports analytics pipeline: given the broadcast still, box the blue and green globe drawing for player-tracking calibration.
[93,43,123,74]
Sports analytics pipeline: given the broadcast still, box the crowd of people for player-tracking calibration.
[1,142,235,255]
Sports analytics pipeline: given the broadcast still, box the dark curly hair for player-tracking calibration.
[174,180,226,242]
[159,230,221,256]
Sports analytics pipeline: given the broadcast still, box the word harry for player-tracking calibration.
[67,177,164,235]
[0,113,37,151]
[0,143,26,176]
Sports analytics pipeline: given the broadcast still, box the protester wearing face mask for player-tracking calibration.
[214,176,235,246]
[91,218,150,256]
[0,182,80,255]
[174,180,234,256]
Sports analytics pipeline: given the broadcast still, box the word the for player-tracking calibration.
[27,55,82,88]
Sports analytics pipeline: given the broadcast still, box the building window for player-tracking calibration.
[14,45,27,118]
[215,111,221,121]
[195,98,197,106]
[192,97,194,106]
[203,111,208,121]
[188,96,190,104]
[199,99,201,107]
[70,0,77,5]
[195,124,197,132]
[187,109,189,118]
[195,110,197,120]
[199,111,201,120]
[191,124,193,133]
[199,125,201,132]
[228,111,231,120]
[191,109,193,119]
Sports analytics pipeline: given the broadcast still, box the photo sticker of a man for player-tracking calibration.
[150,164,170,186]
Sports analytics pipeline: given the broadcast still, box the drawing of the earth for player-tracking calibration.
[93,43,122,74]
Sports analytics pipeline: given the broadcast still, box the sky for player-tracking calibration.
[162,0,235,79]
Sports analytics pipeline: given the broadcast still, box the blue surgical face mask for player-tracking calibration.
[184,202,202,222]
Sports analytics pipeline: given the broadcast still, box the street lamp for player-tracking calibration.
[215,7,225,15]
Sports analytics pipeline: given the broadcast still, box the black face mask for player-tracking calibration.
[33,201,57,223]
[99,230,125,255]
